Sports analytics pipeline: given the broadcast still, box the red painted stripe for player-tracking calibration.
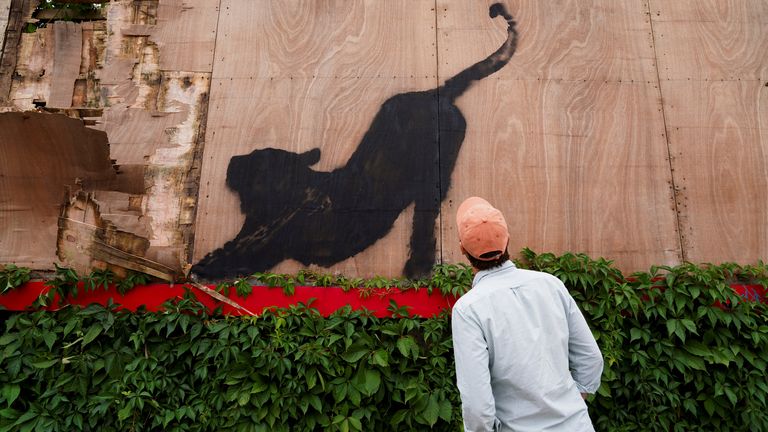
[0,282,458,318]
[1,281,763,317]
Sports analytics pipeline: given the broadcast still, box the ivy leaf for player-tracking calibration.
[2,384,20,406]
[396,336,419,360]
[117,405,132,421]
[82,325,101,346]
[41,331,56,351]
[30,359,58,369]
[421,393,440,427]
[371,350,389,367]
[0,407,21,419]
[341,343,370,363]
[680,319,698,335]
[354,369,380,397]
[438,397,452,422]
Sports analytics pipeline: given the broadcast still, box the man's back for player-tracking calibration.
[452,261,603,431]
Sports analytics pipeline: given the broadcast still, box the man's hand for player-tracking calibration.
[581,393,588,400]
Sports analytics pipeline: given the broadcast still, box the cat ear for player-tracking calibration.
[301,148,321,166]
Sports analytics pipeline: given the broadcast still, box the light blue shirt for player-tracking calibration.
[451,261,603,432]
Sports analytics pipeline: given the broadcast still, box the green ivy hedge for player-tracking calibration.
[1,250,767,431]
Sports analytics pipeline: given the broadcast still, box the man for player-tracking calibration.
[452,197,603,431]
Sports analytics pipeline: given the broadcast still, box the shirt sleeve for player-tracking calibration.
[451,306,499,431]
[562,290,604,394]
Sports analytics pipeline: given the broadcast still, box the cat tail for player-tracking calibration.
[441,3,518,101]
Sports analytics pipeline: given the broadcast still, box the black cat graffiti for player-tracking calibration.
[192,3,518,280]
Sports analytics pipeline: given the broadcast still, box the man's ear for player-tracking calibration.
[460,244,467,255]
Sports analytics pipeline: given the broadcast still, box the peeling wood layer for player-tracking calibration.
[0,111,119,267]
[2,0,214,279]
[0,0,35,103]
[0,0,10,55]
[58,191,175,281]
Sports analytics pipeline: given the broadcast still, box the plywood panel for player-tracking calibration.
[438,0,658,82]
[652,0,768,264]
[661,81,768,264]
[153,0,219,72]
[438,0,681,271]
[194,0,440,279]
[651,0,768,80]
[210,0,436,79]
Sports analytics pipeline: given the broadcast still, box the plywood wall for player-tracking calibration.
[651,0,768,265]
[2,0,767,280]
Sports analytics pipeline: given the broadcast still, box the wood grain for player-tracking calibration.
[438,0,682,271]
[652,1,768,81]
[661,81,768,264]
[0,112,115,268]
[153,0,219,72]
[0,0,10,57]
[48,21,81,108]
[652,0,768,265]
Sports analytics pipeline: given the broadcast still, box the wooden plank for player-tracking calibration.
[194,0,440,278]
[437,0,681,272]
[48,21,82,108]
[652,0,768,264]
[152,0,218,72]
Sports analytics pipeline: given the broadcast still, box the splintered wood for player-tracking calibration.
[1,0,216,279]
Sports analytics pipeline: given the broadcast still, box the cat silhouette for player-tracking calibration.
[192,3,518,280]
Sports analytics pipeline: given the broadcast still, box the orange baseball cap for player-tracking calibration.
[456,197,509,260]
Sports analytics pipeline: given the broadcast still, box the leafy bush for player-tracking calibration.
[0,252,766,431]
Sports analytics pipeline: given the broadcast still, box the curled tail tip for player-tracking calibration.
[489,2,514,23]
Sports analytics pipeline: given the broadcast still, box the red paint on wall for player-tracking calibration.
[0,282,457,318]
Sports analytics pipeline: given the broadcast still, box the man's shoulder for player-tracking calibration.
[453,267,563,312]
[510,268,564,286]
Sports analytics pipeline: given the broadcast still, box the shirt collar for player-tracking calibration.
[472,260,516,287]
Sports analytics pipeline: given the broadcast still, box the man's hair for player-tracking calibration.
[465,248,510,271]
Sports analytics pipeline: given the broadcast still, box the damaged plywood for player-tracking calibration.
[0,0,10,55]
[0,0,36,103]
[0,111,125,267]
[58,191,176,280]
[3,0,216,278]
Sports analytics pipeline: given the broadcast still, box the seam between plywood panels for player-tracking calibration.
[647,0,686,263]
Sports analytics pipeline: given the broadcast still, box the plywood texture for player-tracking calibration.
[652,0,768,264]
[3,0,216,274]
[88,0,215,271]
[194,0,439,278]
[0,0,10,53]
[48,22,82,108]
[437,0,681,271]
[3,0,768,279]
[141,0,219,72]
[0,112,116,267]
